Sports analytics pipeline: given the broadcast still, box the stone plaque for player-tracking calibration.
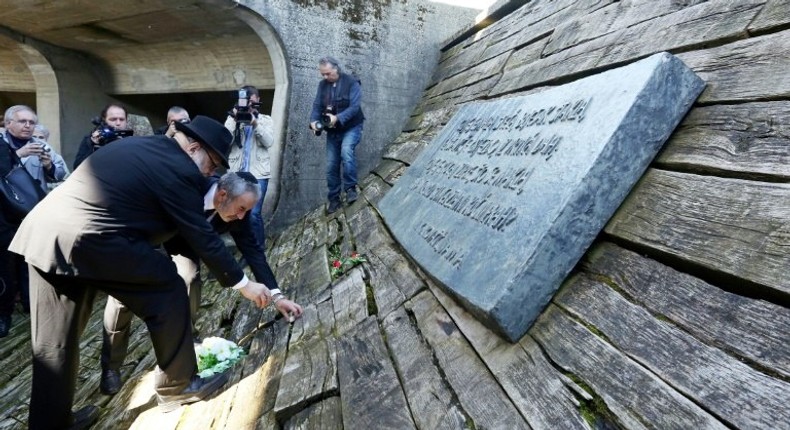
[378,52,704,341]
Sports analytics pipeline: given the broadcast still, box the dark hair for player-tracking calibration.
[101,103,128,121]
[319,56,342,73]
[240,85,259,98]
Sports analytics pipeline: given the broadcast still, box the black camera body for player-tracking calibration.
[313,106,335,136]
[233,89,261,125]
[91,117,133,148]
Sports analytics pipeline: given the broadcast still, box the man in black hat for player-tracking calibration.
[9,116,276,429]
[98,171,303,396]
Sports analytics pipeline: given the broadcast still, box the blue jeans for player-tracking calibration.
[325,124,363,202]
[250,178,269,247]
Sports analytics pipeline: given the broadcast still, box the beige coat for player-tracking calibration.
[224,114,274,179]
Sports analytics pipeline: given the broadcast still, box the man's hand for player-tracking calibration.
[327,113,338,127]
[274,298,304,323]
[309,121,318,131]
[39,151,53,169]
[16,142,44,158]
[238,281,272,308]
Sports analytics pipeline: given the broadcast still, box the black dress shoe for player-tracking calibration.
[67,405,99,430]
[100,369,122,395]
[0,315,11,338]
[346,187,358,204]
[157,372,229,413]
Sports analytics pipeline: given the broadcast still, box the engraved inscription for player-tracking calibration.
[415,222,465,269]
[403,96,593,269]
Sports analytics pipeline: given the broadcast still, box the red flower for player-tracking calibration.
[332,260,342,268]
[351,252,359,258]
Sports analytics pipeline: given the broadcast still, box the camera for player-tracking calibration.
[91,117,133,148]
[233,88,261,125]
[313,106,335,136]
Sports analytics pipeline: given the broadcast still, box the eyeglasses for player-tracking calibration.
[13,119,36,126]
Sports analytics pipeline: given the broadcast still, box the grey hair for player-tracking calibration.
[217,172,262,202]
[4,105,36,125]
[33,124,50,140]
[319,56,341,73]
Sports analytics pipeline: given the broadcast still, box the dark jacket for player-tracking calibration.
[9,135,244,287]
[72,134,94,170]
[164,181,279,290]
[311,72,365,132]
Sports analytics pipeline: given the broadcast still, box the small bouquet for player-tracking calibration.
[330,251,367,279]
[195,337,245,378]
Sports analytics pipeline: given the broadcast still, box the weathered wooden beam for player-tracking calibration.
[532,305,727,429]
[282,396,342,430]
[584,242,790,379]
[382,306,469,429]
[556,272,790,429]
[658,101,790,180]
[605,169,790,298]
[678,30,790,103]
[336,317,416,429]
[406,291,531,429]
[491,0,764,96]
[429,282,590,430]
[331,267,368,337]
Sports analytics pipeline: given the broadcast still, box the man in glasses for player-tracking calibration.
[10,115,284,429]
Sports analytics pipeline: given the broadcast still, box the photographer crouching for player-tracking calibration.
[224,85,274,248]
[309,56,365,214]
[72,103,134,170]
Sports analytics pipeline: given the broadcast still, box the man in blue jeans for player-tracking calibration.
[309,56,365,214]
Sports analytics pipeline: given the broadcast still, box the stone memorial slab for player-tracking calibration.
[378,52,704,342]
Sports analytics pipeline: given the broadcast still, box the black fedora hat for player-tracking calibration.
[174,115,232,168]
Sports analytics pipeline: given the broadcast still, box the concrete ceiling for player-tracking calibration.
[0,1,244,52]
[0,1,273,93]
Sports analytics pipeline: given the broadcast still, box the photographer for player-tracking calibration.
[309,56,365,214]
[25,124,69,192]
[156,106,190,137]
[73,103,132,170]
[224,85,274,247]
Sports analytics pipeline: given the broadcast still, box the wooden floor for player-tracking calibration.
[0,192,788,429]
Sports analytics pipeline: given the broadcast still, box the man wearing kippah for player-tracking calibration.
[99,171,301,396]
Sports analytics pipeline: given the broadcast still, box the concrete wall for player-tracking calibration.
[238,0,480,232]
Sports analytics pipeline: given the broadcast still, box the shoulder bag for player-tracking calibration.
[0,143,46,223]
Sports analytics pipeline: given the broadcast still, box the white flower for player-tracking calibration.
[195,336,245,378]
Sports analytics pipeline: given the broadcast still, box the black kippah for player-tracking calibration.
[235,171,258,185]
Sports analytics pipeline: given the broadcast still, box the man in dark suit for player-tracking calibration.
[9,116,280,429]
[99,171,302,395]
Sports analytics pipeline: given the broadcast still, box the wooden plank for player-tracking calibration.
[331,267,368,337]
[556,272,790,428]
[584,242,790,379]
[282,396,343,430]
[605,169,790,297]
[490,0,764,96]
[544,0,708,56]
[428,282,590,430]
[657,101,790,180]
[273,337,338,421]
[678,29,790,103]
[407,291,531,429]
[382,307,469,429]
[348,206,425,318]
[532,305,727,429]
[425,51,510,100]
[290,299,336,347]
[749,0,790,33]
[294,246,332,304]
[336,317,416,429]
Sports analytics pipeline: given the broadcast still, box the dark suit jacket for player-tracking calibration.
[9,135,244,288]
[164,203,279,290]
